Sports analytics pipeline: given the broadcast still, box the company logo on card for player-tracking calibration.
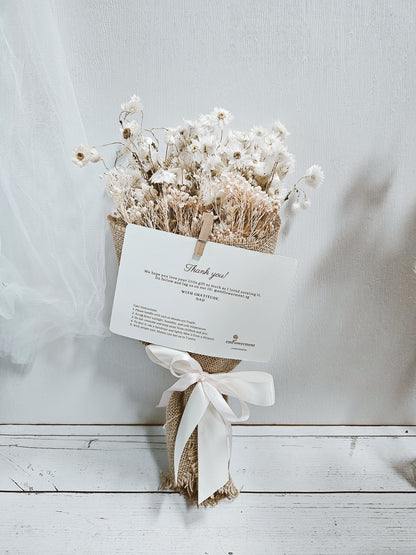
[225,334,255,350]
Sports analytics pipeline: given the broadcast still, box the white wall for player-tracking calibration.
[1,0,415,423]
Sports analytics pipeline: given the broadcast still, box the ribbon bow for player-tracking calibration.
[146,344,275,504]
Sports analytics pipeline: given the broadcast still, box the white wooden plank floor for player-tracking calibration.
[1,425,416,554]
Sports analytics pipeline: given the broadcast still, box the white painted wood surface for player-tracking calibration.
[3,493,416,555]
[2,425,416,493]
[2,425,416,554]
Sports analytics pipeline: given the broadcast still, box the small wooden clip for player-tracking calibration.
[194,213,214,257]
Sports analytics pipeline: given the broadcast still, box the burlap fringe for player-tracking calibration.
[108,214,280,506]
[159,474,239,507]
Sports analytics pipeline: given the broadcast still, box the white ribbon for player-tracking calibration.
[146,344,275,504]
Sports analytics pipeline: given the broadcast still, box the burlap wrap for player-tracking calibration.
[108,214,280,505]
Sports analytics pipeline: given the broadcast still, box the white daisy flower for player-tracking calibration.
[150,169,176,184]
[272,120,289,140]
[199,134,217,155]
[183,120,201,138]
[223,139,242,157]
[304,165,324,188]
[89,148,100,163]
[187,140,204,163]
[229,152,250,170]
[253,161,268,178]
[262,156,276,174]
[165,126,182,145]
[121,95,143,114]
[250,126,268,141]
[229,130,250,144]
[204,154,224,173]
[210,107,233,127]
[121,120,141,142]
[71,145,100,167]
[263,134,283,157]
[277,152,296,177]
[135,136,157,161]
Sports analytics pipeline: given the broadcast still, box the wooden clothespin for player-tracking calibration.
[194,213,214,257]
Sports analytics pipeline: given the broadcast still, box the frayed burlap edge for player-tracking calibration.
[108,214,279,505]
[159,474,239,507]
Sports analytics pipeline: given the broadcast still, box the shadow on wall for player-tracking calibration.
[300,159,416,423]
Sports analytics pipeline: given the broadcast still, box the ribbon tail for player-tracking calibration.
[198,404,230,504]
[174,382,209,483]
[157,389,174,408]
[157,374,200,408]
[226,420,232,469]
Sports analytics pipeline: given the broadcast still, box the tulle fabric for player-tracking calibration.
[0,1,108,364]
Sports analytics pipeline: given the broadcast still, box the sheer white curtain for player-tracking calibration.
[0,1,107,364]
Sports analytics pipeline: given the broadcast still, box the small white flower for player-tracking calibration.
[121,95,143,114]
[273,120,289,140]
[121,120,141,142]
[211,107,233,127]
[301,198,311,209]
[183,120,201,138]
[187,140,204,163]
[150,169,176,184]
[188,140,202,152]
[262,156,276,174]
[204,154,224,174]
[277,152,296,178]
[222,141,247,169]
[165,126,182,145]
[263,134,283,157]
[268,176,281,195]
[292,201,300,212]
[229,152,251,170]
[199,134,217,155]
[71,145,100,167]
[304,165,324,189]
[89,148,100,163]
[251,126,268,138]
[253,162,269,178]
[230,130,252,148]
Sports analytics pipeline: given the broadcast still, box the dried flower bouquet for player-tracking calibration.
[72,96,323,505]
